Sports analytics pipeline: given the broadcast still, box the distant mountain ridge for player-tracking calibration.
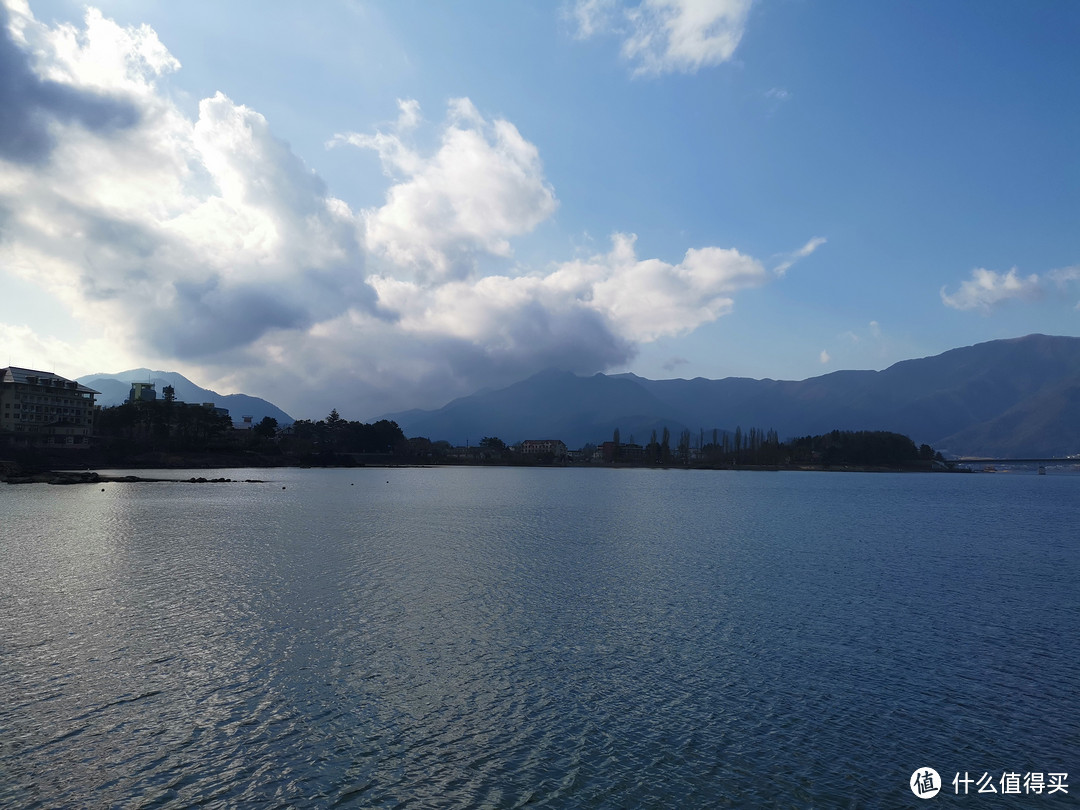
[78,369,294,426]
[384,335,1080,457]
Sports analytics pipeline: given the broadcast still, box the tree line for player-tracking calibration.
[94,399,233,452]
[90,402,406,461]
[278,410,405,454]
[605,426,945,468]
[87,399,945,470]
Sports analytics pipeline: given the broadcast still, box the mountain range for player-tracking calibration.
[77,369,294,427]
[383,334,1080,458]
[76,335,1080,457]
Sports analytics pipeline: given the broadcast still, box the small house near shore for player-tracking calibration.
[520,439,568,458]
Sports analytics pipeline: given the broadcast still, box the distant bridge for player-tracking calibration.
[954,458,1080,465]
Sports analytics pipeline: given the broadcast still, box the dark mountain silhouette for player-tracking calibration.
[78,369,294,426]
[384,335,1080,457]
[386,369,682,449]
[936,376,1080,458]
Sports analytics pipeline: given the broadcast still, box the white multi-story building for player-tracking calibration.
[0,367,98,447]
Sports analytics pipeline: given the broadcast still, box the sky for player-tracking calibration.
[1,0,1078,421]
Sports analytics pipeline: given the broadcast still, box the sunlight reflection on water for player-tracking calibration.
[2,468,1077,807]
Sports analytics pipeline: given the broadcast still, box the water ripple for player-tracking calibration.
[1,469,1077,807]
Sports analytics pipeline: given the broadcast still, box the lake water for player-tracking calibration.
[1,467,1077,807]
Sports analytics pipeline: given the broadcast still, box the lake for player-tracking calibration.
[1,467,1076,807]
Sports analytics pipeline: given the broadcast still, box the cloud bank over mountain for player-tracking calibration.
[0,0,811,419]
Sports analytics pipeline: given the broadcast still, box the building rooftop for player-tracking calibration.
[0,367,99,395]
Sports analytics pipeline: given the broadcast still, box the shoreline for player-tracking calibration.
[2,462,971,485]
[1,470,270,485]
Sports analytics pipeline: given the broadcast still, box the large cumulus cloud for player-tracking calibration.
[0,2,139,163]
[0,1,799,420]
[0,2,371,366]
[334,98,558,281]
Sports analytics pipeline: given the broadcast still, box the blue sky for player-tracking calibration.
[1,0,1077,420]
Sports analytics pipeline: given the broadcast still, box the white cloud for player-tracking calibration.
[773,235,826,276]
[0,322,136,380]
[1047,265,1080,309]
[370,232,767,345]
[333,99,558,281]
[0,2,370,361]
[940,268,1041,312]
[572,0,752,76]
[395,98,422,131]
[869,320,881,338]
[0,3,782,420]
[568,0,619,38]
[13,4,179,97]
[819,349,830,364]
[1048,265,1080,285]
[259,231,770,415]
[574,234,769,341]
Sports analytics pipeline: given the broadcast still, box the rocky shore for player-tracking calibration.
[2,470,266,485]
